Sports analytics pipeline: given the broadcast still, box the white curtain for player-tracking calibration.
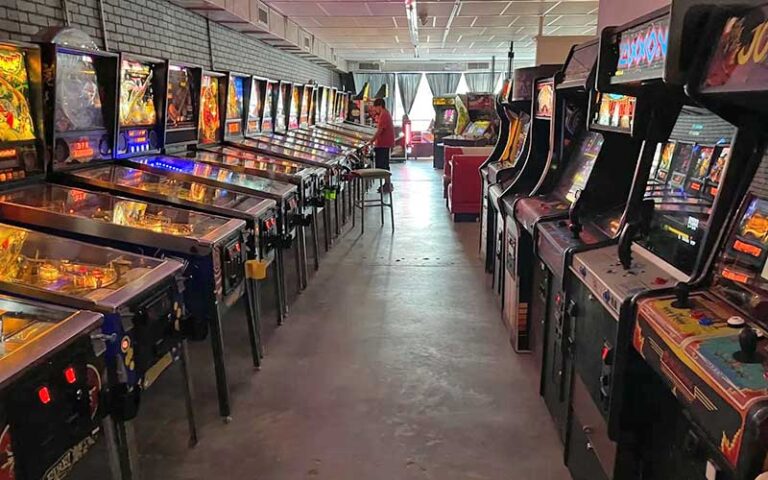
[354,73,396,111]
[425,73,461,96]
[464,72,501,93]
[397,73,422,115]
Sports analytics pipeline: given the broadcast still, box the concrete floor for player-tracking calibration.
[115,160,571,479]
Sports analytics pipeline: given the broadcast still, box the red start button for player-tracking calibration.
[653,277,668,285]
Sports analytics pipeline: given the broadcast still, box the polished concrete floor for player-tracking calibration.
[124,160,571,479]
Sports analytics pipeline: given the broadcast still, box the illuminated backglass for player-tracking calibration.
[119,59,156,127]
[247,78,262,135]
[198,73,222,145]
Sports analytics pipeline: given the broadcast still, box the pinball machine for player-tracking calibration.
[557,4,752,479]
[216,80,353,241]
[625,2,768,479]
[56,60,284,326]
[314,85,375,141]
[480,65,561,281]
[103,67,302,301]
[260,80,359,157]
[14,28,199,454]
[493,70,561,351]
[114,71,307,309]
[29,47,267,422]
[0,295,104,480]
[286,84,364,151]
[511,39,646,441]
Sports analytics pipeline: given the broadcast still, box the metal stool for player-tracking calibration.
[351,169,394,234]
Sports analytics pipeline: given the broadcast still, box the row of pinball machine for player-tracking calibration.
[480,1,768,479]
[0,24,374,480]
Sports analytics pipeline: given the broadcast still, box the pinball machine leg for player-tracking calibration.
[335,197,341,236]
[276,246,288,320]
[209,311,232,421]
[103,417,125,480]
[244,278,263,365]
[311,207,320,271]
[178,340,199,446]
[297,226,308,290]
[324,200,331,250]
[113,419,141,480]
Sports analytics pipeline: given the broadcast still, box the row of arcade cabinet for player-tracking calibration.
[432,92,500,168]
[480,1,768,479]
[0,25,373,480]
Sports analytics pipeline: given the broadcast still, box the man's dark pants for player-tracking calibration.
[374,147,391,170]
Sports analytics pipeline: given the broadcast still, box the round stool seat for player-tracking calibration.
[351,168,392,180]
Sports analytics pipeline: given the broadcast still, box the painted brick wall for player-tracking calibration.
[0,0,340,86]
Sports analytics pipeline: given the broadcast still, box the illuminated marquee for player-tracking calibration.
[703,5,768,92]
[614,16,669,81]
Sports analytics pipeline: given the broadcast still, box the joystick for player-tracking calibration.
[671,283,691,309]
[734,327,763,364]
[568,190,584,240]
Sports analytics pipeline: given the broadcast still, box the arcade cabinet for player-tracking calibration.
[629,2,768,479]
[444,92,500,148]
[432,94,460,169]
[496,70,561,351]
[560,4,749,479]
[516,39,644,441]
[480,65,561,283]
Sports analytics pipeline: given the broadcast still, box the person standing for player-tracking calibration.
[371,98,396,168]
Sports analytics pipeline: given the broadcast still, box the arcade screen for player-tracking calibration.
[593,93,636,132]
[554,131,604,203]
[247,78,262,134]
[262,82,275,131]
[54,52,104,133]
[613,15,669,83]
[639,139,727,275]
[227,76,245,120]
[440,108,456,127]
[119,59,157,127]
[166,65,195,130]
[535,81,553,119]
[198,74,221,145]
[289,85,300,129]
[712,194,768,321]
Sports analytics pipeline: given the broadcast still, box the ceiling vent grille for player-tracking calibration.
[467,62,491,70]
[357,62,382,72]
[257,6,269,25]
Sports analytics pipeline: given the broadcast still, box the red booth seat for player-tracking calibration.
[443,146,493,199]
[448,154,486,219]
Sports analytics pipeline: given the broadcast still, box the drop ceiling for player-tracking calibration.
[262,0,598,66]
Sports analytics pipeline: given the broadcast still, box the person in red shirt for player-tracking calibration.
[370,98,395,192]
[371,98,395,168]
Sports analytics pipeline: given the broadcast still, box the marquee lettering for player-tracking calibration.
[617,21,669,72]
